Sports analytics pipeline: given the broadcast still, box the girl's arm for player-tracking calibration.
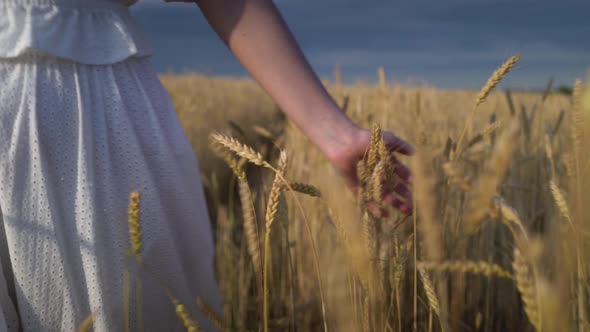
[195,0,412,212]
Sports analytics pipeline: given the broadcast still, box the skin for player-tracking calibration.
[194,0,413,214]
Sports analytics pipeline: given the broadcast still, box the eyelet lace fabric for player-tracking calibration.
[0,0,153,65]
[0,52,222,331]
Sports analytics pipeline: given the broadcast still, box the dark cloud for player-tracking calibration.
[131,0,590,88]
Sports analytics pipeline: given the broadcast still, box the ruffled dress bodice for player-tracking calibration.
[0,0,156,64]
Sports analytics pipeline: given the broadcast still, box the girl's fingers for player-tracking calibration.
[383,132,415,156]
[390,156,412,184]
[383,191,413,215]
[391,198,412,216]
[393,183,412,202]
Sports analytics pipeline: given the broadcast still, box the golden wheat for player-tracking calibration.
[210,140,246,180]
[419,267,441,317]
[367,124,382,173]
[128,192,142,257]
[263,150,288,332]
[442,162,472,191]
[454,55,520,157]
[370,159,386,207]
[173,299,203,332]
[572,80,585,165]
[549,180,573,226]
[513,248,541,331]
[196,297,226,331]
[211,132,269,168]
[417,260,513,280]
[476,55,521,106]
[160,73,577,332]
[288,182,322,197]
[465,121,519,233]
[78,313,94,332]
[238,179,263,296]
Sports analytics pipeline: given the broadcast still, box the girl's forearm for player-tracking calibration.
[196,0,360,158]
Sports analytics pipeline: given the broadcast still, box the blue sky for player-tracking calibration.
[131,0,590,89]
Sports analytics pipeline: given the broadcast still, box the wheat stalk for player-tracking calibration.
[263,150,288,332]
[569,82,589,329]
[572,80,585,168]
[392,246,409,292]
[378,66,387,88]
[238,179,263,299]
[544,134,556,179]
[362,212,378,270]
[417,260,513,280]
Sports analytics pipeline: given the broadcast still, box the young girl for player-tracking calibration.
[0,0,412,330]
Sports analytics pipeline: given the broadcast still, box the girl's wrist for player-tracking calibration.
[310,107,362,164]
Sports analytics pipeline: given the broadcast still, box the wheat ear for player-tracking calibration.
[370,160,386,208]
[263,151,288,332]
[544,134,556,179]
[513,248,541,331]
[417,260,513,280]
[124,192,143,332]
[442,162,472,191]
[549,181,573,228]
[78,313,95,332]
[392,245,409,292]
[174,299,203,332]
[288,182,322,197]
[128,192,142,256]
[210,140,246,180]
[362,212,378,272]
[455,55,520,157]
[419,268,441,317]
[493,198,528,241]
[210,132,270,168]
[357,159,369,187]
[196,297,226,331]
[367,124,382,172]
[476,55,520,106]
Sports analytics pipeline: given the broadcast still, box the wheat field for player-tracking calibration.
[150,57,590,332]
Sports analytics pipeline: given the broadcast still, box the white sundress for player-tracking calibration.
[0,0,222,331]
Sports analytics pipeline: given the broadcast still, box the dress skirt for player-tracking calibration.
[0,53,221,331]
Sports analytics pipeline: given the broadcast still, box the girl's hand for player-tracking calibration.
[322,125,414,215]
[195,0,413,213]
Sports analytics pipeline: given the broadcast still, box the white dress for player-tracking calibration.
[0,0,221,331]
